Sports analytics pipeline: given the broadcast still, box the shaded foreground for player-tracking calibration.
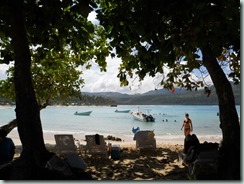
[8,144,189,180]
[83,145,189,180]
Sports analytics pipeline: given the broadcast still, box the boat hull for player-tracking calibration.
[115,110,130,113]
[74,111,92,116]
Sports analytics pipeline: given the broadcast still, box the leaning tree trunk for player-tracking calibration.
[202,46,240,180]
[7,0,51,179]
[0,119,17,135]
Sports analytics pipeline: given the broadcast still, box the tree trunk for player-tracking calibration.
[202,46,240,180]
[7,0,52,179]
[0,119,17,135]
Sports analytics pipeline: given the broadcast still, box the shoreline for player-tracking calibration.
[8,129,222,147]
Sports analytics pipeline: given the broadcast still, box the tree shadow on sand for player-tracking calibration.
[84,146,189,180]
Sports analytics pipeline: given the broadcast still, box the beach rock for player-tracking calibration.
[115,137,122,141]
[105,135,122,142]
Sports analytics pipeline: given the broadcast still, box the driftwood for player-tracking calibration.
[0,119,17,135]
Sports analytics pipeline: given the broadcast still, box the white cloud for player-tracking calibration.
[80,56,163,94]
[0,64,10,80]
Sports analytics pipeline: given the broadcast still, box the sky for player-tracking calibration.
[0,57,164,95]
[0,52,164,95]
[79,11,160,94]
[79,56,166,94]
[0,63,10,80]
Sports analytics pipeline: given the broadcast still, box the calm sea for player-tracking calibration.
[0,105,241,143]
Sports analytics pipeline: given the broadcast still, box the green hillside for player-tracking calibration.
[93,83,241,105]
[0,83,240,106]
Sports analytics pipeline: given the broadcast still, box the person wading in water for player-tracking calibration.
[181,113,193,136]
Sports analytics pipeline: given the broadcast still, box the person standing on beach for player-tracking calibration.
[0,129,15,165]
[181,113,193,136]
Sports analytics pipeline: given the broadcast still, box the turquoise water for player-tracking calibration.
[0,105,240,142]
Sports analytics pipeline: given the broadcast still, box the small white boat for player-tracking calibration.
[115,109,130,113]
[74,111,92,116]
[131,111,155,122]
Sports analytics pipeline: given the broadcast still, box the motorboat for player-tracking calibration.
[131,111,155,122]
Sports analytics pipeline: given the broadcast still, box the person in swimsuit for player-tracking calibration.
[181,113,193,136]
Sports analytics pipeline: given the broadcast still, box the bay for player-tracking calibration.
[0,105,240,144]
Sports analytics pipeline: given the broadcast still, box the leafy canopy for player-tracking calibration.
[0,0,110,107]
[96,0,240,90]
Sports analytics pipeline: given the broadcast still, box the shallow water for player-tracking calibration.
[0,105,240,143]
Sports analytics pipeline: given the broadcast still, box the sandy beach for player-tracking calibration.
[10,131,221,180]
[14,141,188,180]
[82,143,188,180]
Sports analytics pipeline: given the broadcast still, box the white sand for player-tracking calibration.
[8,128,221,148]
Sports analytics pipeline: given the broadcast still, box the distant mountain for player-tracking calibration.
[142,88,187,95]
[1,83,239,106]
[82,83,240,105]
[83,92,132,98]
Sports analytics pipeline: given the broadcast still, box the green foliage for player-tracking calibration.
[0,70,15,101]
[32,50,84,108]
[96,0,240,90]
[0,0,240,104]
[0,0,110,108]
